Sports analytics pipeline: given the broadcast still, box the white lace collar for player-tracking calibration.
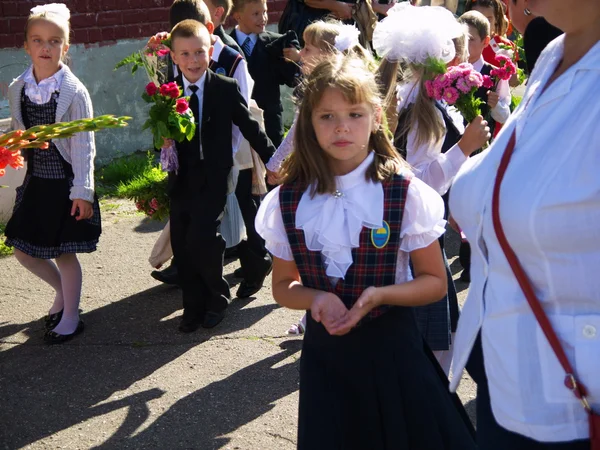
[23,64,65,104]
[295,152,384,279]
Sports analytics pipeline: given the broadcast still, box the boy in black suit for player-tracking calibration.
[230,0,301,148]
[168,19,276,332]
[204,0,244,56]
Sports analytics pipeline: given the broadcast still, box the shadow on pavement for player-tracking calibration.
[0,284,287,449]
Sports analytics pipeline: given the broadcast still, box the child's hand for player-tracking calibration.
[332,1,353,19]
[71,199,93,221]
[458,116,490,156]
[328,286,380,335]
[162,138,175,149]
[267,169,282,185]
[311,291,349,334]
[283,47,301,63]
[486,91,499,109]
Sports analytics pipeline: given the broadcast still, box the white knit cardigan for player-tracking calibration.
[8,65,96,202]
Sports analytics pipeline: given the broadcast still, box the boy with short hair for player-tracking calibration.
[230,0,301,148]
[459,10,511,132]
[167,20,276,332]
[204,0,244,55]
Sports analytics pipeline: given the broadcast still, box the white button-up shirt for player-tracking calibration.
[449,35,600,443]
[182,71,206,159]
[23,64,65,104]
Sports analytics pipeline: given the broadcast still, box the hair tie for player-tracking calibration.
[334,24,360,52]
[30,3,71,20]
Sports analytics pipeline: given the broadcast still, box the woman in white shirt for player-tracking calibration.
[449,1,599,447]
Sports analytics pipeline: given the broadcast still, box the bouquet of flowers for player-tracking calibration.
[115,32,172,85]
[142,81,195,172]
[490,54,518,85]
[424,62,494,123]
[0,115,131,178]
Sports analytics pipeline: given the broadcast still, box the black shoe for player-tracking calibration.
[202,310,225,329]
[236,264,273,298]
[233,267,244,278]
[151,264,179,285]
[44,320,85,344]
[44,310,63,331]
[178,315,203,333]
[224,246,239,260]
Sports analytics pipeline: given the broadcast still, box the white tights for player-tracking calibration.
[15,250,82,335]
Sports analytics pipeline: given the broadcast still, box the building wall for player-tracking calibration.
[0,0,290,165]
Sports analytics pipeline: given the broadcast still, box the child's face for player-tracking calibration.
[234,1,267,35]
[312,87,380,175]
[171,33,213,83]
[24,19,69,76]
[298,39,327,75]
[472,5,497,35]
[466,25,488,64]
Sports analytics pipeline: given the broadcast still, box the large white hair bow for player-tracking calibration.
[373,3,464,64]
[334,24,361,52]
[30,3,71,20]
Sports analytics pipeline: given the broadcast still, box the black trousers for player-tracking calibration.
[468,336,591,450]
[262,108,283,148]
[170,167,230,318]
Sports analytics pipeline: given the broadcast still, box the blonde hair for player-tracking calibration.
[25,9,71,45]
[303,20,375,70]
[282,55,408,196]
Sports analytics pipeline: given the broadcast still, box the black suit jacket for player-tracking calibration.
[215,25,244,57]
[230,29,300,113]
[169,70,276,193]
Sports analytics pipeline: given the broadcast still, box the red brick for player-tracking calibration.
[122,9,148,24]
[71,13,97,28]
[88,27,103,43]
[101,26,116,41]
[0,34,18,49]
[73,28,89,43]
[127,0,143,9]
[100,0,117,11]
[73,0,91,13]
[10,18,27,34]
[146,8,168,23]
[267,11,281,22]
[3,2,18,16]
[113,25,129,40]
[97,11,122,26]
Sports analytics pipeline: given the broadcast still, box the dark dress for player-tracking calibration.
[394,103,461,351]
[280,175,476,450]
[4,89,101,259]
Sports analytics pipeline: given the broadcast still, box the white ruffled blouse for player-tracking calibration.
[23,64,66,105]
[255,152,447,283]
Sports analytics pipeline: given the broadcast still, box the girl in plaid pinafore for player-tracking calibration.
[256,55,476,449]
[4,5,100,344]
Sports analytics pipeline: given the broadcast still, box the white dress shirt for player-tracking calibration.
[397,81,468,195]
[182,71,206,159]
[212,36,255,155]
[23,64,65,104]
[235,28,258,55]
[473,55,511,125]
[449,36,600,442]
[256,152,447,283]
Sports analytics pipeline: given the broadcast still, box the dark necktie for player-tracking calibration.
[188,84,202,157]
[242,36,253,58]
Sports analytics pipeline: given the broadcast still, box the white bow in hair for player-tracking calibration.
[334,24,360,52]
[30,3,71,20]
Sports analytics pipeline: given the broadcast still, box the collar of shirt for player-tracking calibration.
[235,28,257,46]
[182,71,207,99]
[23,63,66,104]
[212,35,225,62]
[472,55,485,73]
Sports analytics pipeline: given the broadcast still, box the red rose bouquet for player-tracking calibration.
[142,81,195,172]
[424,62,493,123]
[115,32,172,85]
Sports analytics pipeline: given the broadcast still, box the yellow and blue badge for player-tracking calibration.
[371,221,390,249]
[215,67,227,76]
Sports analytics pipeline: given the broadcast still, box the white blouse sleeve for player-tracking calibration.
[399,176,447,252]
[255,186,294,261]
[266,114,297,172]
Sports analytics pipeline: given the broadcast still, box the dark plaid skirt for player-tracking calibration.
[297,307,476,450]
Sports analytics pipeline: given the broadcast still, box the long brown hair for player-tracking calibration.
[281,55,408,196]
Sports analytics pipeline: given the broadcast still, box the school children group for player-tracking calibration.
[6,0,599,448]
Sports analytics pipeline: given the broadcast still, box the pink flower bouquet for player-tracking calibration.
[490,54,518,83]
[142,81,196,172]
[424,63,493,123]
[115,31,172,85]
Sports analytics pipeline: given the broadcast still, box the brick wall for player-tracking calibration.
[0,0,285,49]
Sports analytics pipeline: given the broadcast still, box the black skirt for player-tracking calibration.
[297,308,476,450]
